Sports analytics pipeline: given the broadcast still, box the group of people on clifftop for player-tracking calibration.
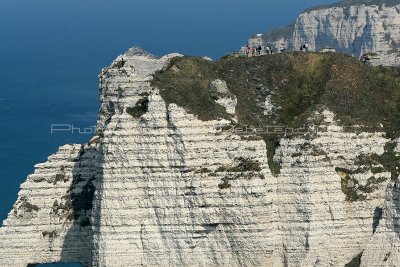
[242,42,311,57]
[244,45,273,57]
[245,45,263,56]
[280,43,309,52]
[300,43,309,52]
[360,54,371,64]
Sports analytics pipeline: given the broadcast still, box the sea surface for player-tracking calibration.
[0,0,336,265]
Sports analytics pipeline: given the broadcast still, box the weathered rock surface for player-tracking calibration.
[209,79,238,118]
[0,47,399,267]
[0,143,100,267]
[257,0,400,66]
[360,181,400,266]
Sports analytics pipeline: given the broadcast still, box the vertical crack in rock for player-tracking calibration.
[275,110,392,266]
[347,138,400,266]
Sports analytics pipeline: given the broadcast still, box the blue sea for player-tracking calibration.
[0,0,336,265]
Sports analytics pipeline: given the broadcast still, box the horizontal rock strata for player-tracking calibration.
[0,48,399,267]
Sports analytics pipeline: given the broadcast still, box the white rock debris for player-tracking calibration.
[209,79,238,117]
[263,95,274,116]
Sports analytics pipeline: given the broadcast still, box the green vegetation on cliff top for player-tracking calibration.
[152,52,400,139]
[152,52,400,176]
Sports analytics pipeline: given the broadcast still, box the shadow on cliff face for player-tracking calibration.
[58,143,103,267]
[372,207,383,234]
[26,143,102,267]
[391,182,400,237]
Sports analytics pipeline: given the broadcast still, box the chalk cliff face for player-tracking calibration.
[0,47,399,267]
[260,0,400,65]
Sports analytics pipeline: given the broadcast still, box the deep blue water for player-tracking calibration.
[0,0,336,264]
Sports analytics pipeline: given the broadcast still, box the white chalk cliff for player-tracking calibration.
[0,47,399,267]
[260,0,400,66]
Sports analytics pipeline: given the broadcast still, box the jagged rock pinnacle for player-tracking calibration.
[124,46,158,59]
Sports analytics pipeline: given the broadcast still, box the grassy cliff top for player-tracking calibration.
[152,52,400,138]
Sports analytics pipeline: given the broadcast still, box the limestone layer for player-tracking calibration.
[260,1,400,66]
[0,48,399,267]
